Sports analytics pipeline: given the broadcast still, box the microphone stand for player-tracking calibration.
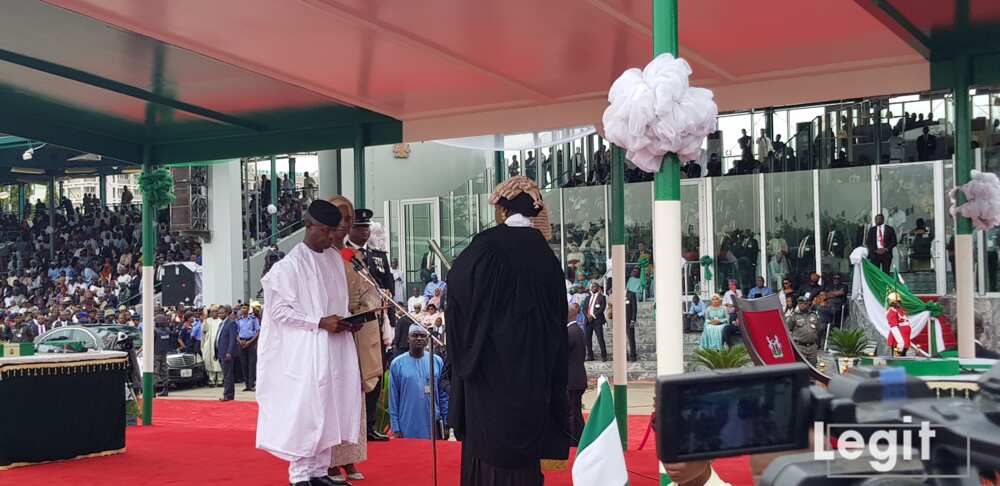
[347,256,441,486]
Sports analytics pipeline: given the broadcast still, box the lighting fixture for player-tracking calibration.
[64,168,96,175]
[67,153,101,162]
[21,142,47,161]
[10,166,46,175]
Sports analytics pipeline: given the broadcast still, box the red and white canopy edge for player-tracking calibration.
[44,0,928,142]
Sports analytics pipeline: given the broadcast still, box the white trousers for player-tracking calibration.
[288,447,332,483]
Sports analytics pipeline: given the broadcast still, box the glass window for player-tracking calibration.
[765,171,816,290]
[819,166,871,287]
[440,195,453,255]
[717,113,752,174]
[541,188,562,261]
[984,147,1000,292]
[623,182,652,298]
[389,200,400,262]
[681,182,701,295]
[402,202,434,294]
[712,174,761,293]
[772,109,790,153]
[563,185,607,287]
[879,163,936,294]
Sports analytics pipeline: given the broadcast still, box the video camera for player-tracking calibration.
[657,363,1000,485]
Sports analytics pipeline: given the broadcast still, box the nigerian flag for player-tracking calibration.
[852,252,945,352]
[572,376,628,486]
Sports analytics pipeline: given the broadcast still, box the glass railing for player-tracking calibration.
[401,155,975,299]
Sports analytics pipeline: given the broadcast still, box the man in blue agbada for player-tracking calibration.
[388,324,447,439]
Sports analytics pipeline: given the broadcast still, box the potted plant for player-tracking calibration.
[691,344,751,370]
[827,328,874,373]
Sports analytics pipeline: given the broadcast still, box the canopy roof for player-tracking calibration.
[0,135,138,185]
[0,1,946,159]
[858,0,1000,89]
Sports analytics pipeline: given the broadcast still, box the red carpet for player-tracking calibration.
[2,399,752,485]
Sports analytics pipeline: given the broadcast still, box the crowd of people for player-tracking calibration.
[689,271,848,365]
[0,193,203,343]
[244,173,315,252]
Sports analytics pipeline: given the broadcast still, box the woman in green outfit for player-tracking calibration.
[699,294,729,350]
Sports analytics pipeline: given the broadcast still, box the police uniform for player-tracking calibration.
[152,316,173,396]
[348,208,394,442]
[788,302,819,365]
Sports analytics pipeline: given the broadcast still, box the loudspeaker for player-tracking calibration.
[161,262,202,307]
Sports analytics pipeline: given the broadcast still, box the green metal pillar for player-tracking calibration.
[335,150,343,195]
[289,156,297,191]
[954,52,975,358]
[99,175,107,208]
[58,180,64,201]
[354,126,366,209]
[494,151,504,186]
[610,146,628,449]
[47,179,55,262]
[140,145,156,426]
[764,108,774,140]
[653,0,683,483]
[270,155,278,244]
[873,100,883,164]
[17,183,25,221]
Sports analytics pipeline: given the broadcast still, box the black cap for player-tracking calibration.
[307,200,343,227]
[497,193,541,217]
[353,208,374,226]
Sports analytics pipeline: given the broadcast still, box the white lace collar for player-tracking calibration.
[504,213,533,228]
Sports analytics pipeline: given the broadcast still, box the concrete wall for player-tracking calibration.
[202,160,244,306]
[243,228,305,299]
[339,142,490,221]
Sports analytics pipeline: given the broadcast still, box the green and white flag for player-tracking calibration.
[573,375,629,486]
[851,249,945,352]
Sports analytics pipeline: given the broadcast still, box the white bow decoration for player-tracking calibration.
[949,170,1000,230]
[602,53,718,173]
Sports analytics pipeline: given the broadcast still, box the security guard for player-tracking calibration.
[347,209,395,294]
[788,294,819,365]
[153,313,173,396]
[347,208,395,442]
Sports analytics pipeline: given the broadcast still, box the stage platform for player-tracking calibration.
[2,399,753,485]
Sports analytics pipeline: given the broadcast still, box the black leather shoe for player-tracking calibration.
[310,476,351,486]
[367,431,389,442]
[292,482,311,486]
[219,397,233,402]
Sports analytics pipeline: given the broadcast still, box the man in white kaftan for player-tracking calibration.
[256,199,362,486]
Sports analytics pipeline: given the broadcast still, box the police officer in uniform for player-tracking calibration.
[153,313,173,397]
[347,208,395,442]
[788,294,819,365]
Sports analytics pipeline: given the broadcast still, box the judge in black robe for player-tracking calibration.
[446,183,570,486]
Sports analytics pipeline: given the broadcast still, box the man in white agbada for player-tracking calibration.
[256,199,362,486]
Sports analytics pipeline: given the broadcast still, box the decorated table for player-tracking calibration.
[0,351,128,469]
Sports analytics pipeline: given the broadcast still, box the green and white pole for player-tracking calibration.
[610,145,628,449]
[270,155,278,245]
[141,145,156,425]
[653,0,684,483]
[954,53,975,358]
